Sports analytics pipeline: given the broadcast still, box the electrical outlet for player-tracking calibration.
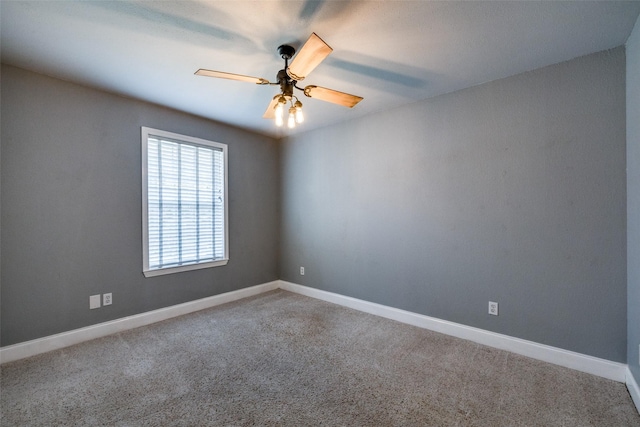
[300,266,305,275]
[488,301,498,316]
[103,293,112,306]
[90,295,101,309]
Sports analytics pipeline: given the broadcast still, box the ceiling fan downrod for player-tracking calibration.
[276,44,298,97]
[274,45,304,129]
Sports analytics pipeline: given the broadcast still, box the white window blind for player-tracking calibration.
[142,127,228,277]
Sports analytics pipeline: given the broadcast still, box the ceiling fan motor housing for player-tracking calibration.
[277,69,294,98]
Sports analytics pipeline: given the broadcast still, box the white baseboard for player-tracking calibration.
[0,278,630,386]
[0,281,279,364]
[628,367,640,414]
[279,281,627,383]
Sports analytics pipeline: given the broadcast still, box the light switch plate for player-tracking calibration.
[90,295,101,309]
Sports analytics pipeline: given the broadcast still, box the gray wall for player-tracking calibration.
[628,16,640,384]
[1,65,280,346]
[1,45,630,365]
[280,48,627,362]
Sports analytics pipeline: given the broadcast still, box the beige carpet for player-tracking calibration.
[1,290,639,426]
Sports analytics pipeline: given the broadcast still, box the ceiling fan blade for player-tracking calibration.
[303,85,363,108]
[263,96,280,119]
[287,33,333,81]
[195,69,269,85]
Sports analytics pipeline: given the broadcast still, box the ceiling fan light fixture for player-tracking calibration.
[294,100,304,124]
[287,106,297,129]
[275,112,284,127]
[275,104,284,127]
[274,96,287,127]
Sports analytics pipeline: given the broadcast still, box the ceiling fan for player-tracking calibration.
[195,33,363,129]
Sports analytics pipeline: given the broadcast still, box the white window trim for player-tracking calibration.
[141,127,229,277]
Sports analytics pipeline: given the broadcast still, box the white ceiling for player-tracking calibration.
[2,1,640,139]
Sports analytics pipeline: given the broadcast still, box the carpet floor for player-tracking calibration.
[1,290,639,426]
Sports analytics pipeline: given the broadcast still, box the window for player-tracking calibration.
[141,127,228,277]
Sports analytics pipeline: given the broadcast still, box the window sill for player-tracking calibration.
[143,259,229,278]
